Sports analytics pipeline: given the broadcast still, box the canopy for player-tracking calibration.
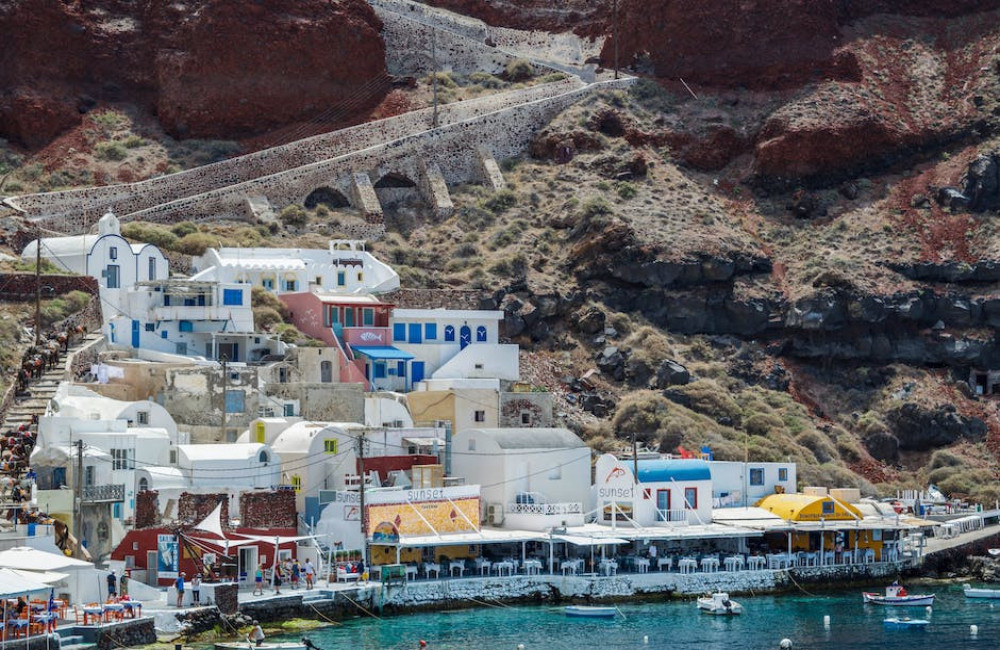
[232,534,316,545]
[192,502,226,538]
[5,568,68,584]
[394,529,547,548]
[351,346,415,360]
[553,534,629,546]
[0,547,92,571]
[0,568,51,598]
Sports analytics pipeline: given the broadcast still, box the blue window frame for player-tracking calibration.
[161,331,168,339]
[106,265,120,289]
[222,289,243,306]
[179,321,193,332]
[444,325,455,342]
[337,271,345,286]
[373,362,386,379]
[393,323,406,341]
[397,361,406,377]
[425,323,437,340]
[225,390,245,414]
[362,308,374,326]
[476,325,487,342]
[822,500,835,515]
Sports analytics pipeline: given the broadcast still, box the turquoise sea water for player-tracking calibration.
[278,584,1000,649]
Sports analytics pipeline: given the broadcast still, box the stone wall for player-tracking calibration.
[240,491,296,529]
[177,493,229,529]
[135,490,160,529]
[262,382,365,422]
[0,273,97,302]
[86,618,157,650]
[384,287,490,310]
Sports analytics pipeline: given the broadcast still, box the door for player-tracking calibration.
[344,308,355,327]
[147,551,158,585]
[656,489,671,521]
[459,325,471,349]
[408,323,422,344]
[132,320,140,347]
[239,546,258,583]
[411,361,425,384]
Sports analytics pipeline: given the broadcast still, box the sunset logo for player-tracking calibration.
[604,467,627,483]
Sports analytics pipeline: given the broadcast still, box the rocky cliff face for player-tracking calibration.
[0,0,386,147]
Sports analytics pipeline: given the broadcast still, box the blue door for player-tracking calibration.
[459,325,471,349]
[131,320,140,347]
[412,361,425,384]
[408,323,422,344]
[656,490,671,521]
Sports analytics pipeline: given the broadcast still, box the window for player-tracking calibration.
[138,477,149,492]
[290,475,302,492]
[444,325,455,342]
[520,411,532,425]
[337,271,345,286]
[362,308,374,326]
[258,450,269,464]
[145,323,155,332]
[106,265,120,289]
[84,465,95,487]
[822,500,835,515]
[684,487,698,510]
[222,289,243,306]
[778,468,789,482]
[109,246,118,260]
[169,449,177,464]
[476,326,487,342]
[179,321,193,332]
[393,323,406,341]
[373,362,386,379]
[315,277,322,286]
[284,279,298,292]
[148,257,157,281]
[397,361,406,378]
[357,272,364,283]
[749,468,764,486]
[329,307,340,326]
[425,323,437,340]
[283,403,295,417]
[324,439,338,454]
[161,331,168,339]
[111,448,134,470]
[320,360,332,383]
[225,390,245,414]
[136,411,149,425]
[474,410,486,423]
[278,367,288,384]
[262,277,275,290]
[468,438,476,451]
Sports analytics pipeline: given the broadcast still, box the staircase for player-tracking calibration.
[1,333,102,433]
[56,626,96,650]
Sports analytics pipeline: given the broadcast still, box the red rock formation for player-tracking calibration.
[422,0,608,35]
[0,0,387,147]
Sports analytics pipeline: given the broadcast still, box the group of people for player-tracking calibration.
[173,571,203,607]
[106,570,130,600]
[252,558,318,596]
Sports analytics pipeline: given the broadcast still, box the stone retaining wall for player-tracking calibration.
[0,274,97,301]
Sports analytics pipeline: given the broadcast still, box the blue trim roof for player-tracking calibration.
[636,459,711,483]
[352,345,415,360]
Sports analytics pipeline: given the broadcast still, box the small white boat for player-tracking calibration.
[564,605,617,618]
[697,592,743,615]
[863,583,934,606]
[216,644,307,650]
[988,548,1000,557]
[964,583,1000,599]
[883,617,929,628]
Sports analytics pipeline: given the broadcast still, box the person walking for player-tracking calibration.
[175,572,186,607]
[291,560,300,590]
[106,571,117,599]
[191,572,202,605]
[254,564,264,596]
[272,563,282,595]
[304,559,315,590]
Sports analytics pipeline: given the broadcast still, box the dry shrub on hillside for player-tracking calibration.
[623,326,674,365]
[175,232,216,256]
[672,379,742,423]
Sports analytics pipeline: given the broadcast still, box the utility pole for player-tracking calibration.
[431,30,439,128]
[357,430,368,568]
[74,439,83,544]
[34,228,42,346]
[631,431,639,483]
[613,0,620,80]
[220,355,228,442]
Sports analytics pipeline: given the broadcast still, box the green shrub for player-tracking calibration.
[251,286,290,319]
[91,110,128,132]
[623,326,673,365]
[743,412,784,437]
[481,189,517,215]
[616,181,638,200]
[253,307,284,330]
[170,222,199,238]
[468,72,504,89]
[674,379,742,423]
[123,135,146,149]
[174,232,216,256]
[120,222,179,250]
[795,431,838,464]
[505,59,535,82]
[280,204,309,228]
[581,197,613,218]
[95,141,127,161]
[39,298,69,326]
[64,290,91,313]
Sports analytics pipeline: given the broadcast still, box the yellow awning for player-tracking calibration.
[756,493,862,522]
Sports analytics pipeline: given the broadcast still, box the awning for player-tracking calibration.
[553,534,629,546]
[390,529,547,548]
[351,346,415,361]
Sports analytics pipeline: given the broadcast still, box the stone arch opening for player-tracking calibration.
[373,172,424,232]
[374,173,417,189]
[304,187,350,209]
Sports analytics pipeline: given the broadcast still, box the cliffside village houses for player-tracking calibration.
[8,214,921,596]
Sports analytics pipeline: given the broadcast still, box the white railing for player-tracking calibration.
[655,509,688,523]
[506,502,583,516]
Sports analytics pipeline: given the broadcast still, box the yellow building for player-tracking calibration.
[757,493,862,522]
[754,493,888,558]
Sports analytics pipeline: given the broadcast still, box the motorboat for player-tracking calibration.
[988,548,1000,557]
[216,643,307,650]
[883,617,929,628]
[697,592,743,615]
[964,583,1000,599]
[564,605,618,618]
[863,582,934,606]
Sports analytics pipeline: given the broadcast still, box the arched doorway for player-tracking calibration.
[320,360,333,383]
[373,173,424,229]
[304,187,351,210]
[459,325,471,350]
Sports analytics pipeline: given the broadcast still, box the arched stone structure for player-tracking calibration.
[304,186,351,209]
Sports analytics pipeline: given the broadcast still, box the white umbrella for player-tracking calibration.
[3,569,68,585]
[0,547,92,571]
[0,568,49,598]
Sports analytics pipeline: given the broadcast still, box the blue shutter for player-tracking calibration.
[223,289,243,306]
[425,323,437,340]
[393,323,406,341]
[225,390,245,413]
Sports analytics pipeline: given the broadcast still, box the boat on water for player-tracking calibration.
[883,617,929,628]
[988,548,1000,557]
[564,605,618,618]
[696,592,743,615]
[216,643,307,650]
[862,582,934,606]
[963,583,1000,599]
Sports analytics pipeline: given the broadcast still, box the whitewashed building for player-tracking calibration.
[191,239,399,295]
[450,428,591,530]
[593,454,713,527]
[709,461,797,508]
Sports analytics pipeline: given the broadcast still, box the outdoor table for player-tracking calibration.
[657,557,673,572]
[677,558,698,574]
[561,559,581,575]
[423,563,441,579]
[822,550,835,565]
[799,552,818,567]
[404,565,418,581]
[863,548,876,563]
[700,557,720,573]
[523,559,542,575]
[7,618,28,638]
[122,601,142,618]
[747,556,766,570]
[474,559,491,576]
[32,612,56,633]
[634,558,650,573]
[598,559,618,576]
[448,561,465,577]
[723,556,745,571]
[83,605,104,625]
[103,603,124,622]
[493,561,515,576]
[883,548,898,562]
